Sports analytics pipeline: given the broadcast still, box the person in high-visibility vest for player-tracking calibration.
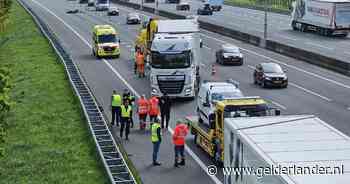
[148,95,160,123]
[134,46,139,74]
[120,100,132,140]
[137,94,149,130]
[151,118,162,166]
[172,119,189,167]
[136,51,145,78]
[123,89,135,128]
[111,90,122,127]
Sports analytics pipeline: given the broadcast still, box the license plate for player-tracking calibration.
[274,81,282,83]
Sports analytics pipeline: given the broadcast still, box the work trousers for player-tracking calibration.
[152,141,161,163]
[149,115,157,122]
[161,110,170,129]
[174,145,185,160]
[120,117,131,139]
[111,106,121,125]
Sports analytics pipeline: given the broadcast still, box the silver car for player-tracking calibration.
[126,13,141,24]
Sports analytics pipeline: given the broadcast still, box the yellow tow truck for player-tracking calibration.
[92,25,120,58]
[185,96,280,165]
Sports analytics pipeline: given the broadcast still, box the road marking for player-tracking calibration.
[347,107,350,111]
[289,82,332,102]
[29,1,222,183]
[203,45,211,50]
[268,100,287,110]
[200,30,350,90]
[247,65,331,102]
[306,42,334,50]
[200,63,206,67]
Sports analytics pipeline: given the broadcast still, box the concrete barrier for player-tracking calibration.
[266,40,350,76]
[112,0,350,76]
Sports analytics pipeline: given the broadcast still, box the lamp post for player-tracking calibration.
[155,0,159,14]
[264,1,267,40]
[141,0,143,10]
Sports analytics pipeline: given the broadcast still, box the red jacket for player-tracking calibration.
[172,124,189,146]
[148,96,159,116]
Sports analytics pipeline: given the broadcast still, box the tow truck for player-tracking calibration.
[185,96,280,165]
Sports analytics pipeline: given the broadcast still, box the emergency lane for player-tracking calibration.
[23,0,350,183]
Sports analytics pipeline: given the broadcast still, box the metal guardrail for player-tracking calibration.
[17,0,137,183]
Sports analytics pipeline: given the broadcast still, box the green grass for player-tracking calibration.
[0,1,109,183]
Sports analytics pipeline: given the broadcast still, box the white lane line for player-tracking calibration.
[30,1,221,183]
[247,65,332,102]
[203,45,211,50]
[289,82,332,102]
[306,42,334,50]
[200,63,206,67]
[200,30,350,90]
[347,107,350,111]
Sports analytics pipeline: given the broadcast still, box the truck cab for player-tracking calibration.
[197,81,243,127]
[150,34,199,98]
[92,25,120,58]
[186,97,280,165]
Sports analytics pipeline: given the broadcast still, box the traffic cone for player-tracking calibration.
[211,64,216,76]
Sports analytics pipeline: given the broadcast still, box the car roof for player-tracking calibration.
[202,82,241,92]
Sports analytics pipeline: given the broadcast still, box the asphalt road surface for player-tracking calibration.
[127,0,350,62]
[24,0,350,183]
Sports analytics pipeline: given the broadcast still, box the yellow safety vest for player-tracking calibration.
[112,94,121,107]
[151,123,161,142]
[121,105,131,118]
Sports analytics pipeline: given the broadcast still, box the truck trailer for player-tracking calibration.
[291,0,350,36]
[224,115,350,184]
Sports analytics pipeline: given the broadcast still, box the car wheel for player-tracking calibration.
[239,59,243,66]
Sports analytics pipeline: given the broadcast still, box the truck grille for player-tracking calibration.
[157,75,185,94]
[103,46,115,52]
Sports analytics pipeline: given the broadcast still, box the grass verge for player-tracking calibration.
[224,0,292,14]
[0,1,109,183]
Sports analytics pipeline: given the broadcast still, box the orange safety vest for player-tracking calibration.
[173,124,188,146]
[148,97,159,116]
[136,53,144,65]
[137,98,148,115]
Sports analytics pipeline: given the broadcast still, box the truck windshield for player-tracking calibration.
[151,51,191,69]
[223,104,268,118]
[336,7,350,25]
[98,34,117,43]
[211,92,243,102]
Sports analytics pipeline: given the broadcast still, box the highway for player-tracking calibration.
[126,0,350,62]
[23,0,350,183]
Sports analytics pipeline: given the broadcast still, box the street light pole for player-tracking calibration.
[155,0,159,14]
[140,0,143,10]
[264,0,268,40]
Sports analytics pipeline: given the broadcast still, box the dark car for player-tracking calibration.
[197,4,213,15]
[253,63,288,88]
[79,0,88,3]
[216,44,243,65]
[176,2,190,10]
[166,0,180,3]
[126,13,141,24]
[87,0,94,6]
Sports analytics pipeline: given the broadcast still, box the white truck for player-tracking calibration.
[224,115,350,184]
[95,0,109,11]
[149,20,202,99]
[291,0,350,36]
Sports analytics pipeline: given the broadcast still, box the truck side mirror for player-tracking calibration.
[275,109,281,116]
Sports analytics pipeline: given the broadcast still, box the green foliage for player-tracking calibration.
[225,0,293,13]
[0,66,12,158]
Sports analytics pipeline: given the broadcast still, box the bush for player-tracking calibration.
[0,66,12,157]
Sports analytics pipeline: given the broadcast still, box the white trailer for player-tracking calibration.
[291,0,350,36]
[224,115,350,184]
[149,20,202,98]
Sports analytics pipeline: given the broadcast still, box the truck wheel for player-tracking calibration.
[194,133,198,145]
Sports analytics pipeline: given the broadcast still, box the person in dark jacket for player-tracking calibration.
[159,93,171,130]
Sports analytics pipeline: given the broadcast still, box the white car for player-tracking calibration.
[197,80,243,127]
[107,7,119,16]
[126,13,141,24]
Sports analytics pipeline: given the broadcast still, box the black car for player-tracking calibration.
[176,2,190,10]
[79,0,88,3]
[87,0,94,6]
[216,44,243,65]
[197,4,213,15]
[165,0,180,3]
[126,13,141,24]
[253,63,288,88]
